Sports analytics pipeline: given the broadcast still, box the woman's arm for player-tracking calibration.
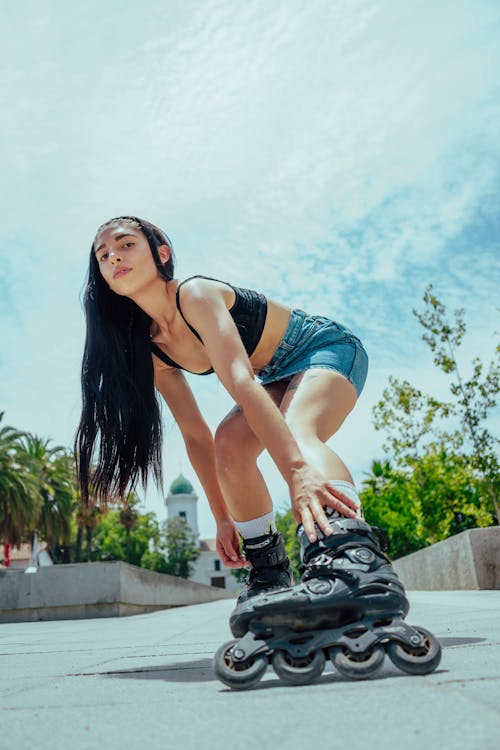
[154,366,245,566]
[177,280,358,541]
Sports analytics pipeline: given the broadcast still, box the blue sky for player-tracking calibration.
[1,0,499,538]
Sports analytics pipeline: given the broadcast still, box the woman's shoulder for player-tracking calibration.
[177,275,236,305]
[178,274,228,292]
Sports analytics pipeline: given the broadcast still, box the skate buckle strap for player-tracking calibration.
[302,551,366,582]
[257,549,284,568]
[244,535,287,570]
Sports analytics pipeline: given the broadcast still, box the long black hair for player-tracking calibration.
[74,216,175,505]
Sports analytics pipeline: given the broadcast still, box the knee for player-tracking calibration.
[214,414,261,473]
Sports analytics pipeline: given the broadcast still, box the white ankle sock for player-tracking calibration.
[234,510,277,540]
[233,483,361,540]
[328,480,363,518]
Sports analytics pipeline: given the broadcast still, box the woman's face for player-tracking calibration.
[93,223,169,296]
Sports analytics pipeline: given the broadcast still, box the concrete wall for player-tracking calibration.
[3,527,497,623]
[0,561,234,623]
[393,527,500,590]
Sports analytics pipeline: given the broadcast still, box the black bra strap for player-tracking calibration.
[151,275,230,375]
[176,279,204,342]
[150,342,181,369]
[176,275,234,343]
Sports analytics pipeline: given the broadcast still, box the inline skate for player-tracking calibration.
[214,517,441,689]
[229,530,294,622]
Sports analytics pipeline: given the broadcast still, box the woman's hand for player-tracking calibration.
[216,517,249,569]
[289,465,359,542]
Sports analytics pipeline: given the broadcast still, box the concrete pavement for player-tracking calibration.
[1,591,499,750]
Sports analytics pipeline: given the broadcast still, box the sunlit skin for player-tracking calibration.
[94,222,360,568]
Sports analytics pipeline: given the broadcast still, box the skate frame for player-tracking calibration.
[230,617,427,663]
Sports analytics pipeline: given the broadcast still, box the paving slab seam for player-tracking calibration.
[435,676,500,686]
[443,642,500,650]
[0,679,62,700]
[0,641,221,657]
[1,699,180,712]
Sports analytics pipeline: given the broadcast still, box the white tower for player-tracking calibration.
[164,473,239,592]
[164,474,199,542]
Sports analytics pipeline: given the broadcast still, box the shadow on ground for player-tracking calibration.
[91,635,487,685]
[98,657,452,687]
[437,637,486,647]
[100,658,215,682]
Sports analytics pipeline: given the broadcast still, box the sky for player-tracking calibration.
[1,0,499,539]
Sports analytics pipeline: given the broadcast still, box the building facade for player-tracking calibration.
[165,475,240,592]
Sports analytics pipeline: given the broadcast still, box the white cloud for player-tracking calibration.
[1,0,499,536]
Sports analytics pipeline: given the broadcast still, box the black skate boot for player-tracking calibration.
[227,517,409,632]
[214,518,441,689]
[229,532,293,638]
[294,516,409,629]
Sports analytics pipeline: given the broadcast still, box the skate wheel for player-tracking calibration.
[213,639,267,690]
[386,626,441,675]
[330,644,385,680]
[272,648,325,685]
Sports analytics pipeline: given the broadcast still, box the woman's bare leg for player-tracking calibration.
[278,369,358,481]
[214,371,359,521]
[214,380,289,521]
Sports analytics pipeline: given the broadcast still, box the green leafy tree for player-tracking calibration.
[0,417,76,556]
[140,549,170,574]
[0,413,40,546]
[275,508,301,579]
[372,287,499,537]
[16,434,76,553]
[361,461,423,558]
[163,516,199,578]
[373,379,452,461]
[413,285,500,521]
[119,497,139,563]
[362,459,394,493]
[75,503,101,562]
[89,508,163,568]
[361,450,492,558]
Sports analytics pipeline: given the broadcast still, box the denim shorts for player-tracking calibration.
[257,309,369,398]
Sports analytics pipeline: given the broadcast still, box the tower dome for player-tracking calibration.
[165,474,199,540]
[169,474,194,495]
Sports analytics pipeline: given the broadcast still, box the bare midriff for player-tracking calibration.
[249,299,291,372]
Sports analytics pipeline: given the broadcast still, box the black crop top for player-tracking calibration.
[150,275,268,375]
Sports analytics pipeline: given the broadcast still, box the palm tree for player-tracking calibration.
[16,434,76,557]
[75,502,101,562]
[119,497,139,563]
[362,459,394,494]
[47,451,77,562]
[0,413,41,549]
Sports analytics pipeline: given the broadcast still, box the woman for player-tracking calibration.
[75,215,368,601]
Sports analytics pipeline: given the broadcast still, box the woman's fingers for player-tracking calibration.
[216,537,249,569]
[300,506,320,543]
[311,502,334,539]
[217,544,244,568]
[325,484,359,516]
[216,543,233,567]
[299,484,359,543]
